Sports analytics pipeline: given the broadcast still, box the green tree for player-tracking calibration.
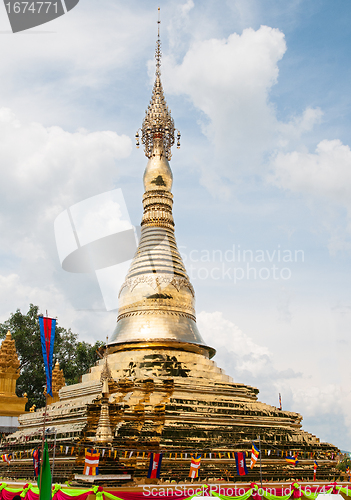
[337,455,351,472]
[0,304,104,410]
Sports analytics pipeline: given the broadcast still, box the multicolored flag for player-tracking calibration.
[147,453,163,479]
[313,460,318,481]
[250,443,259,469]
[285,454,298,465]
[235,451,248,476]
[83,449,100,476]
[346,466,350,481]
[279,393,282,410]
[38,316,56,397]
[33,449,40,477]
[1,453,12,464]
[189,454,202,479]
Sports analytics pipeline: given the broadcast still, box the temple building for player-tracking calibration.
[0,29,339,484]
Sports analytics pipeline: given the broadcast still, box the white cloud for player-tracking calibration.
[0,272,115,345]
[0,107,132,249]
[198,310,270,377]
[0,3,153,87]
[269,138,351,251]
[271,139,351,207]
[164,26,286,162]
[197,310,351,447]
[197,311,300,391]
[160,25,325,198]
[0,273,68,324]
[180,0,194,17]
[0,107,132,334]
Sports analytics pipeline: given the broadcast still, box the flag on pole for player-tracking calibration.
[83,449,100,476]
[39,441,51,500]
[38,316,56,397]
[189,454,202,479]
[235,452,248,476]
[285,455,298,465]
[147,453,163,478]
[250,443,259,469]
[279,393,282,410]
[33,449,40,477]
[313,460,318,481]
[1,453,12,464]
[346,466,350,481]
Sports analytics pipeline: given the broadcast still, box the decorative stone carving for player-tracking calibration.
[119,274,194,297]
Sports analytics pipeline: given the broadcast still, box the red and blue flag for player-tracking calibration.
[147,453,162,478]
[38,316,56,397]
[33,449,40,477]
[235,451,248,476]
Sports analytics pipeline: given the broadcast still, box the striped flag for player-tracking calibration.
[250,443,259,469]
[189,454,202,478]
[147,453,162,479]
[313,460,318,481]
[38,316,56,397]
[1,454,12,464]
[235,451,248,476]
[83,449,100,476]
[279,393,282,410]
[285,454,298,466]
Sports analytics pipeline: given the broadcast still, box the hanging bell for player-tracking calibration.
[177,131,181,148]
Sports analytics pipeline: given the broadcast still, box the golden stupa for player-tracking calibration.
[1,26,339,484]
[0,331,27,422]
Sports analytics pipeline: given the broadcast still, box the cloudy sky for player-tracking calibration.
[0,0,351,450]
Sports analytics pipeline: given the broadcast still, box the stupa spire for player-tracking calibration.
[136,10,180,162]
[156,6,161,77]
[109,13,214,358]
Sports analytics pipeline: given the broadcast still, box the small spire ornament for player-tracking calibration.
[95,336,113,443]
[138,8,180,160]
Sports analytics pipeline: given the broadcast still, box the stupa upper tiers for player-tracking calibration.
[109,34,214,358]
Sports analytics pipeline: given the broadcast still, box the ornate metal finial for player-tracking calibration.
[100,337,112,395]
[156,7,161,77]
[137,8,180,161]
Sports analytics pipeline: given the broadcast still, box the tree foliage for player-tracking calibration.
[337,455,351,472]
[0,304,104,411]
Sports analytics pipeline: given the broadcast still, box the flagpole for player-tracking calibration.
[52,429,57,479]
[259,434,263,488]
[38,311,56,499]
[39,391,48,496]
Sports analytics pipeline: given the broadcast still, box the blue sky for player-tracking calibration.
[0,0,351,450]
